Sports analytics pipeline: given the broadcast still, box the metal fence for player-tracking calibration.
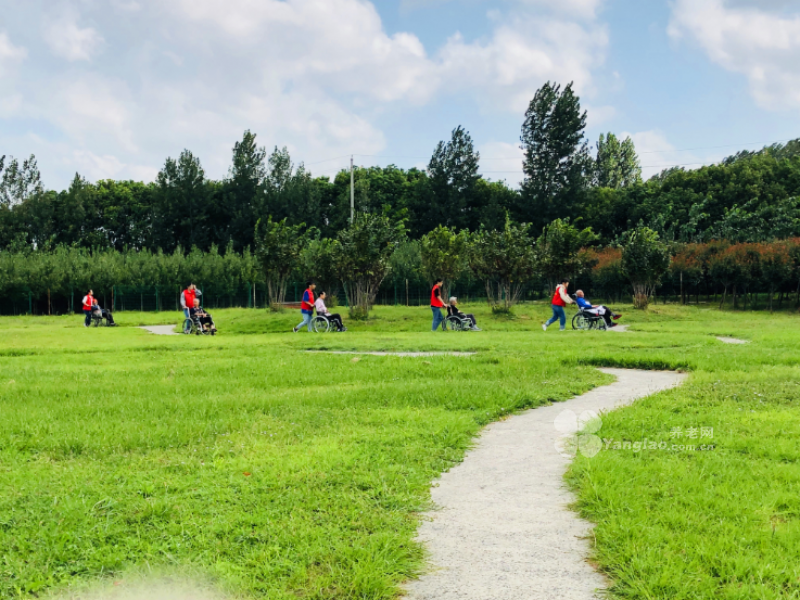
[0,279,557,316]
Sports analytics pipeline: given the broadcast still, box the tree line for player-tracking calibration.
[2,81,798,255]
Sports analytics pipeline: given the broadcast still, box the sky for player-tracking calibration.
[1,0,799,190]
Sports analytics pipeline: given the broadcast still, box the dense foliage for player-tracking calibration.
[2,81,800,314]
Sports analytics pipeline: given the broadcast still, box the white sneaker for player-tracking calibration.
[542,324,547,332]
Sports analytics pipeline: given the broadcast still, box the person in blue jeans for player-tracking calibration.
[543,279,573,331]
[293,282,316,333]
[430,278,445,331]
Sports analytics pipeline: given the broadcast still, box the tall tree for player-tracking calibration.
[155,150,209,251]
[0,155,44,206]
[224,131,267,251]
[425,126,481,231]
[519,82,590,230]
[594,133,642,188]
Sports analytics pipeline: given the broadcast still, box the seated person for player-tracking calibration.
[447,297,480,331]
[92,303,117,326]
[190,298,216,332]
[575,290,621,328]
[314,292,346,332]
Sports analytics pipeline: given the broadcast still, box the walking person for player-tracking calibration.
[543,278,573,332]
[180,284,200,333]
[82,289,96,327]
[430,278,446,331]
[293,282,316,333]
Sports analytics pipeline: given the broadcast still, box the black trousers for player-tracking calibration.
[325,313,344,330]
[197,315,214,329]
[451,312,477,326]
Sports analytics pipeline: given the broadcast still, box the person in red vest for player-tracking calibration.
[181,284,200,333]
[543,278,574,331]
[430,278,446,331]
[82,289,96,327]
[293,281,316,333]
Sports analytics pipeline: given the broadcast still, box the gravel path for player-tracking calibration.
[717,336,748,344]
[139,325,179,336]
[405,368,687,600]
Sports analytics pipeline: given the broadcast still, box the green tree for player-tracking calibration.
[535,218,598,290]
[620,226,671,309]
[330,213,406,318]
[155,150,210,251]
[0,154,44,206]
[254,217,313,307]
[594,133,641,188]
[468,218,537,312]
[225,131,267,251]
[426,126,481,230]
[519,82,590,230]
[419,225,469,300]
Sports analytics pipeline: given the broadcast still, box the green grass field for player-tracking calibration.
[1,303,799,599]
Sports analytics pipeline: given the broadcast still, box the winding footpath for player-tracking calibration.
[405,368,687,600]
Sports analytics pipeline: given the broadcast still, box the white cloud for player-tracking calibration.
[0,32,27,74]
[168,0,438,104]
[44,12,104,61]
[669,0,800,111]
[439,13,607,112]
[2,0,610,188]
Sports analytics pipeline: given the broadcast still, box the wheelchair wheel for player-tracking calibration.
[593,318,608,331]
[312,316,331,333]
[182,318,193,334]
[445,316,468,331]
[572,313,591,331]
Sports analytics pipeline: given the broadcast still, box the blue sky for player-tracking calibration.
[1,0,799,189]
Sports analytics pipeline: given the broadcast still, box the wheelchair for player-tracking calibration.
[90,308,113,327]
[183,312,216,335]
[571,306,608,331]
[444,314,475,331]
[312,314,344,333]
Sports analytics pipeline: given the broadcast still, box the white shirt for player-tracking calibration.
[314,298,329,316]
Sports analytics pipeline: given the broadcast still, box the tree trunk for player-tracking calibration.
[720,286,727,310]
[48,289,51,316]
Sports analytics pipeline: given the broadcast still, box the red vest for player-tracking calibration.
[431,284,444,308]
[83,294,95,310]
[552,286,566,307]
[184,289,196,308]
[301,289,315,311]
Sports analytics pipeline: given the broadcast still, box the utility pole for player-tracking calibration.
[350,155,355,224]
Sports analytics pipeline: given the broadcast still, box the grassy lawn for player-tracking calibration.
[1,303,799,599]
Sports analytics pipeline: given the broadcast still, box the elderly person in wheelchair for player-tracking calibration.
[313,292,346,332]
[575,290,621,329]
[446,297,481,331]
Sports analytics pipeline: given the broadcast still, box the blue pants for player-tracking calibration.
[545,304,566,330]
[431,306,444,331]
[83,309,92,327]
[296,311,313,332]
[183,308,191,332]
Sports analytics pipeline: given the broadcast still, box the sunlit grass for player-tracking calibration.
[1,302,799,599]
